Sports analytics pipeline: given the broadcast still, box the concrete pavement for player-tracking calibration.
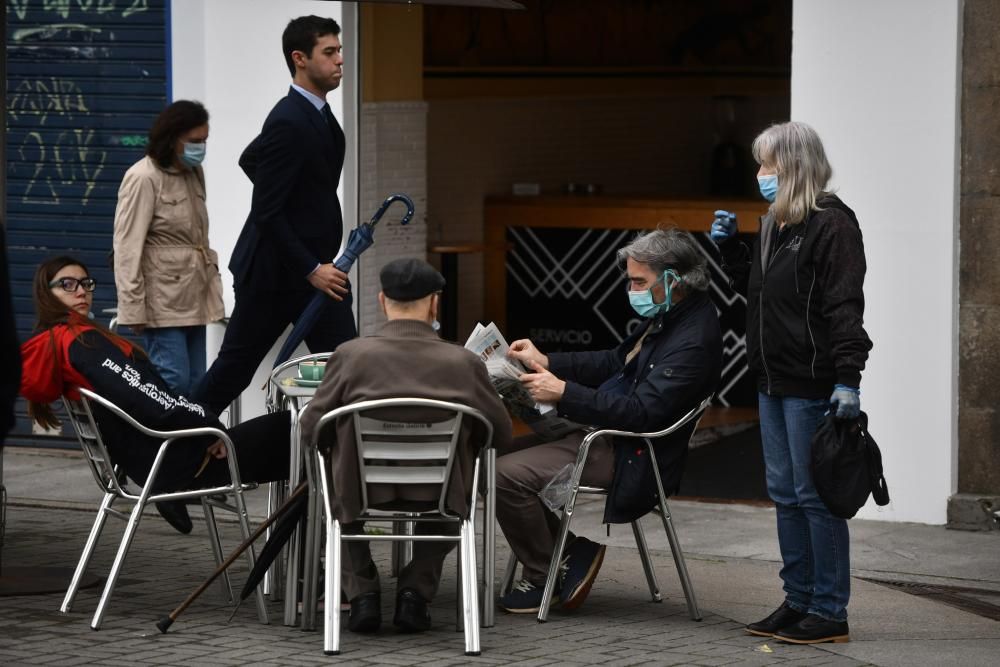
[2,446,999,666]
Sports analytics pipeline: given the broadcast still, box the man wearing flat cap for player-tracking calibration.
[300,257,512,635]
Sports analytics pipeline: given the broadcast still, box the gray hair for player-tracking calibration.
[616,227,710,291]
[752,121,833,225]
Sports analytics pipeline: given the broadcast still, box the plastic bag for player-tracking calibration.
[538,463,575,511]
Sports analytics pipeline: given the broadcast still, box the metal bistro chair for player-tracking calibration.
[60,388,267,630]
[314,398,495,656]
[501,395,714,623]
[264,351,330,625]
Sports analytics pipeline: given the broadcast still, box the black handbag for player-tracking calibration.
[810,410,890,519]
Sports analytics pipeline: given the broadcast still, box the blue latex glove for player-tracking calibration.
[710,210,737,245]
[830,384,861,420]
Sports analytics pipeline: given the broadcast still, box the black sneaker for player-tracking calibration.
[745,602,808,637]
[498,579,559,613]
[155,500,192,535]
[558,537,606,610]
[774,613,850,644]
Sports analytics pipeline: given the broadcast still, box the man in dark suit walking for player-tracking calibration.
[194,15,357,416]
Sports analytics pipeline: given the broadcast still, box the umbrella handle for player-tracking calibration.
[368,193,415,228]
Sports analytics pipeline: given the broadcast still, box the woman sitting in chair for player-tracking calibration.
[19,255,290,523]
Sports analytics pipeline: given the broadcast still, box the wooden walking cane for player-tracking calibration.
[156,482,308,633]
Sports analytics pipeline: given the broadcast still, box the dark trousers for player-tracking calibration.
[197,410,292,488]
[193,283,357,415]
[495,431,614,585]
[341,520,460,602]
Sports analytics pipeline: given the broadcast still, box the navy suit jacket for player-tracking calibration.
[229,88,346,291]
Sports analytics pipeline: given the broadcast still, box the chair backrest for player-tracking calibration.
[63,391,129,496]
[313,398,494,518]
[578,394,714,497]
[63,387,234,497]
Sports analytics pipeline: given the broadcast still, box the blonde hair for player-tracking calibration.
[752,121,833,225]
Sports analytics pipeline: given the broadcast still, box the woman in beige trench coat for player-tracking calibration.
[113,100,224,398]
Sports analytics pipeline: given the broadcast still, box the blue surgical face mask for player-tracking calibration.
[628,269,681,319]
[757,173,778,203]
[181,142,206,167]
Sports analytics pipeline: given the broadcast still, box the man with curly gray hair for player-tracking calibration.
[496,226,722,614]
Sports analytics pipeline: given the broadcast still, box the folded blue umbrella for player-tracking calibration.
[273,193,414,367]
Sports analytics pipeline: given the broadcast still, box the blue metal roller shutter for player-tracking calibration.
[5,0,168,448]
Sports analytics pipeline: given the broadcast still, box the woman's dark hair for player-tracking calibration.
[282,15,341,76]
[28,255,144,429]
[146,100,209,169]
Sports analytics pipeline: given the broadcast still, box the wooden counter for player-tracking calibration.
[484,195,768,329]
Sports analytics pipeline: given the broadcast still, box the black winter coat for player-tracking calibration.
[720,194,872,398]
[550,291,722,523]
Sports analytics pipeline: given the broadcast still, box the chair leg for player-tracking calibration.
[61,492,114,613]
[301,454,322,631]
[537,494,576,623]
[461,520,481,656]
[455,542,462,633]
[283,401,301,626]
[202,499,234,603]
[91,498,146,630]
[263,481,283,598]
[499,552,518,596]
[630,518,662,603]
[231,486,269,625]
[658,499,702,621]
[482,448,496,628]
[325,518,342,655]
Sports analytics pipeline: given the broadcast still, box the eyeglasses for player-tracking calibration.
[49,277,97,293]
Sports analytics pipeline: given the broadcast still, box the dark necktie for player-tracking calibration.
[321,104,337,133]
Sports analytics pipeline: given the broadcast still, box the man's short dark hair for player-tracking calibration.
[282,15,341,77]
[146,100,209,169]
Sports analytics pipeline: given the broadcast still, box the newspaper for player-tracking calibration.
[465,322,581,440]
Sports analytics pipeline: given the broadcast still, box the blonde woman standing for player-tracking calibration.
[711,121,873,644]
[113,100,224,397]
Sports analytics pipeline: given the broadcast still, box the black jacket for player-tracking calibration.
[229,88,346,290]
[720,194,872,398]
[550,291,722,523]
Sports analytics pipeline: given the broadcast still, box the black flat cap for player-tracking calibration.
[380,258,446,301]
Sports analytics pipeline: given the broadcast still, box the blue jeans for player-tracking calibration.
[143,326,207,398]
[758,393,850,622]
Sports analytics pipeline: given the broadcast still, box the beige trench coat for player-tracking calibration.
[299,319,513,524]
[112,156,224,327]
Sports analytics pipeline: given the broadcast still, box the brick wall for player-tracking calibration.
[427,92,788,336]
[357,101,429,335]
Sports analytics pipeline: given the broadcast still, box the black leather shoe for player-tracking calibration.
[774,613,849,644]
[347,591,381,633]
[393,588,431,633]
[155,500,192,535]
[745,603,808,637]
